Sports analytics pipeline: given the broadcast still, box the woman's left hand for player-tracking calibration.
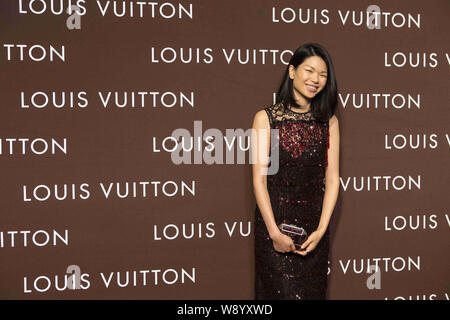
[294,230,324,256]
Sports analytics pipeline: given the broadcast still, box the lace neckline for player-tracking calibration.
[283,102,311,115]
[265,101,317,126]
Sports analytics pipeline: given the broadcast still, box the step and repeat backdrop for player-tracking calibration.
[0,0,448,300]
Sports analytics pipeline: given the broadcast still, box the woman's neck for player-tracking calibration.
[291,91,311,112]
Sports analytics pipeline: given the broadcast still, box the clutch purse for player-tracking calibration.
[278,223,308,249]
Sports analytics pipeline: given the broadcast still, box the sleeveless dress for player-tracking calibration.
[254,101,330,300]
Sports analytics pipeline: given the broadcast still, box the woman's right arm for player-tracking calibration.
[251,110,295,253]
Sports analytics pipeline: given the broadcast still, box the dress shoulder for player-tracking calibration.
[263,102,284,127]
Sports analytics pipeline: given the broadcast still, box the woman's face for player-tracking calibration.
[289,56,328,99]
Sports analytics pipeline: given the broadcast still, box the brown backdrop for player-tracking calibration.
[0,0,449,300]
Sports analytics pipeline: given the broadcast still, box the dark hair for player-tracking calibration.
[276,43,338,122]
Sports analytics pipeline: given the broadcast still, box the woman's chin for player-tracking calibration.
[302,91,317,99]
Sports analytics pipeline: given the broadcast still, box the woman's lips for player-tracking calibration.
[306,84,318,93]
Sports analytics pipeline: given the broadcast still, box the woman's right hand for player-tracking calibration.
[271,232,295,253]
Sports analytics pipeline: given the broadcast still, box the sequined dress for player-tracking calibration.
[254,101,330,300]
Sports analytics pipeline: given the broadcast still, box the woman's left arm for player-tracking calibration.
[296,115,340,255]
[317,114,340,235]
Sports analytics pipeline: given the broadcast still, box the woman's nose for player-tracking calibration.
[310,73,319,83]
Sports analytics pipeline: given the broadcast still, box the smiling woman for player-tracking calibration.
[289,56,328,106]
[252,43,340,300]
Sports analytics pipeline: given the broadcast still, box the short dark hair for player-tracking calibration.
[276,43,338,122]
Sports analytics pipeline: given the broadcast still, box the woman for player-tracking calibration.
[252,43,340,300]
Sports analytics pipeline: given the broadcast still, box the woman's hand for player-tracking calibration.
[294,230,324,256]
[271,232,296,253]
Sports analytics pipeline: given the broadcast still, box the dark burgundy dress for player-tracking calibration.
[254,101,330,300]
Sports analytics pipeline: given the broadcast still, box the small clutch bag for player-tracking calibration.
[278,223,308,249]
